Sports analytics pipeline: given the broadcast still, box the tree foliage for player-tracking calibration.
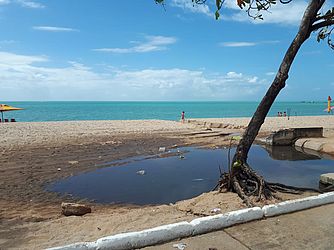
[155,0,334,48]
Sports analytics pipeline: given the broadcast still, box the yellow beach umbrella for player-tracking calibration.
[0,104,23,121]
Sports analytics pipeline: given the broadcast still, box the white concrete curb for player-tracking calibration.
[96,221,193,250]
[190,207,263,235]
[47,207,263,250]
[48,192,334,250]
[262,191,334,217]
[47,242,96,250]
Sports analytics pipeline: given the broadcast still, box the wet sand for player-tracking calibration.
[0,118,331,249]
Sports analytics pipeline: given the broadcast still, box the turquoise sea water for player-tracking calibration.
[1,101,331,122]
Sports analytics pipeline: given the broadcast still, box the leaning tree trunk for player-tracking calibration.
[223,0,326,206]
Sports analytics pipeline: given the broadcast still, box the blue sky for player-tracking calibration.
[0,0,333,101]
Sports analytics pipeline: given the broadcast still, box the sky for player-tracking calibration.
[0,0,333,101]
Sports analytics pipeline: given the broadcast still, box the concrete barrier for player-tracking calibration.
[266,127,323,146]
[190,207,263,235]
[96,221,193,250]
[262,192,334,217]
[49,193,334,250]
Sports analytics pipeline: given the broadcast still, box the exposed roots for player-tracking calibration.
[216,162,321,207]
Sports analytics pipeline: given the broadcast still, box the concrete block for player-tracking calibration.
[262,192,334,217]
[302,140,324,151]
[267,127,323,146]
[190,207,263,235]
[294,138,308,148]
[320,174,334,185]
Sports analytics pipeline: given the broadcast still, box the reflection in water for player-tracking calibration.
[264,145,320,161]
[48,145,334,205]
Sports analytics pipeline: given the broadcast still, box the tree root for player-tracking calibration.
[216,162,321,207]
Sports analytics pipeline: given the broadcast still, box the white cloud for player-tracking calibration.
[0,51,47,65]
[93,35,177,54]
[0,0,10,5]
[222,0,308,25]
[33,26,79,32]
[0,51,268,101]
[226,71,242,78]
[220,42,257,47]
[0,0,45,8]
[0,40,16,44]
[170,0,212,17]
[220,40,279,47]
[16,0,44,8]
[266,72,276,76]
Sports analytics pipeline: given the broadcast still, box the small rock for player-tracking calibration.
[61,202,92,216]
[57,168,61,171]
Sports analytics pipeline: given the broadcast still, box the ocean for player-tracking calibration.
[1,101,331,122]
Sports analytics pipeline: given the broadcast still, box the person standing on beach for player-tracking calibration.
[181,111,185,123]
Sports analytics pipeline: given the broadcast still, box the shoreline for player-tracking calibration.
[2,116,334,148]
[1,117,334,248]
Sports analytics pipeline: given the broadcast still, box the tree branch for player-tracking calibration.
[314,11,334,22]
[311,19,334,32]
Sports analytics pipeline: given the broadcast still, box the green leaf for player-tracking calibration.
[215,10,220,20]
[233,160,242,168]
[231,135,242,141]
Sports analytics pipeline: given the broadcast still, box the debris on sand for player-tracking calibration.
[136,170,146,175]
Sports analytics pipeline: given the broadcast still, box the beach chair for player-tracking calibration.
[4,119,9,122]
[10,118,16,122]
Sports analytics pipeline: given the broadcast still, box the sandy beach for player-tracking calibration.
[1,116,334,249]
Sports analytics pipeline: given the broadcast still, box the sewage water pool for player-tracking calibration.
[48,145,334,205]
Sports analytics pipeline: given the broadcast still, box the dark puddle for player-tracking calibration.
[48,145,334,205]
